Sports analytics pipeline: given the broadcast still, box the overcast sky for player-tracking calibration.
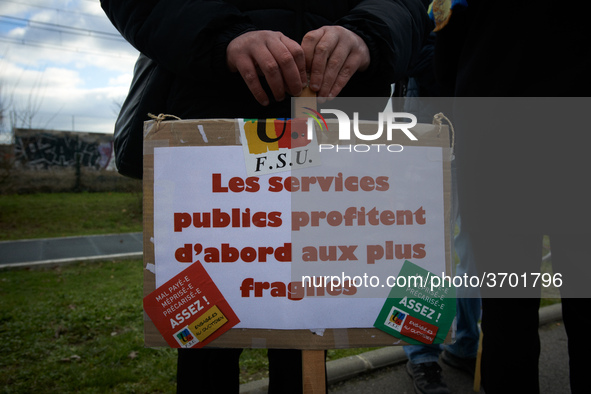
[0,0,139,141]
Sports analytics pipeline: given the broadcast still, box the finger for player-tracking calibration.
[317,44,350,98]
[280,35,307,92]
[267,36,304,97]
[301,28,323,73]
[308,29,339,94]
[326,30,370,97]
[235,56,270,106]
[327,55,359,98]
[253,45,286,102]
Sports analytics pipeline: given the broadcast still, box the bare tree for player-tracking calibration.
[112,97,124,117]
[0,70,15,144]
[0,82,16,185]
[0,84,7,140]
[9,70,46,130]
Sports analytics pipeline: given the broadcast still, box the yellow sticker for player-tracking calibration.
[243,119,284,154]
[188,305,228,342]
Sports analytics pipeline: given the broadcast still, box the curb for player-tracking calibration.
[239,302,563,393]
[0,252,143,270]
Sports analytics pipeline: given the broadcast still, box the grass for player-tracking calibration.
[0,259,375,392]
[0,260,177,393]
[0,192,143,240]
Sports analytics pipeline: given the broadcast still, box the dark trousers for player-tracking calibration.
[473,232,590,394]
[176,348,303,393]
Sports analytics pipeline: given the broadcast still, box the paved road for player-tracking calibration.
[328,320,569,394]
[0,232,143,268]
[240,304,569,393]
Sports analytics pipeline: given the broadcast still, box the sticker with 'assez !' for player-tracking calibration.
[374,260,456,345]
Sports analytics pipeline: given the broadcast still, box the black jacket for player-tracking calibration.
[433,0,591,233]
[101,0,430,119]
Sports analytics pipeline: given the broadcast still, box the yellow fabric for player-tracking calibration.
[431,0,453,31]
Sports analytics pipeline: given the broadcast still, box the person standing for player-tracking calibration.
[433,1,591,392]
[101,1,432,392]
[402,28,481,394]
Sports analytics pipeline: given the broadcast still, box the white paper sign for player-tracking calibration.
[153,145,446,329]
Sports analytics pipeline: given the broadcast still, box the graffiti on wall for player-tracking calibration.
[14,129,114,170]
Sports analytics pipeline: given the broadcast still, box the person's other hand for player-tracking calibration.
[227,30,308,106]
[301,26,370,99]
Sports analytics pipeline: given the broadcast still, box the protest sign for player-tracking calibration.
[142,108,453,349]
[374,260,456,345]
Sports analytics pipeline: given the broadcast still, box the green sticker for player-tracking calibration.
[374,260,456,345]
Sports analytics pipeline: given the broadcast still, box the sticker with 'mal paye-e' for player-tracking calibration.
[143,261,240,348]
[374,260,456,345]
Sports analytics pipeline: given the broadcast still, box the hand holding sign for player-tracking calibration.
[301,26,370,99]
[226,30,308,106]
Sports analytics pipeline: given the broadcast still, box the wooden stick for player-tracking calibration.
[295,87,324,393]
[293,86,317,118]
[302,350,326,393]
[299,86,317,98]
[473,330,484,391]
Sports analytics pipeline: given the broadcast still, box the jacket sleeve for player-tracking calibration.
[101,0,430,87]
[337,0,432,85]
[100,0,257,78]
